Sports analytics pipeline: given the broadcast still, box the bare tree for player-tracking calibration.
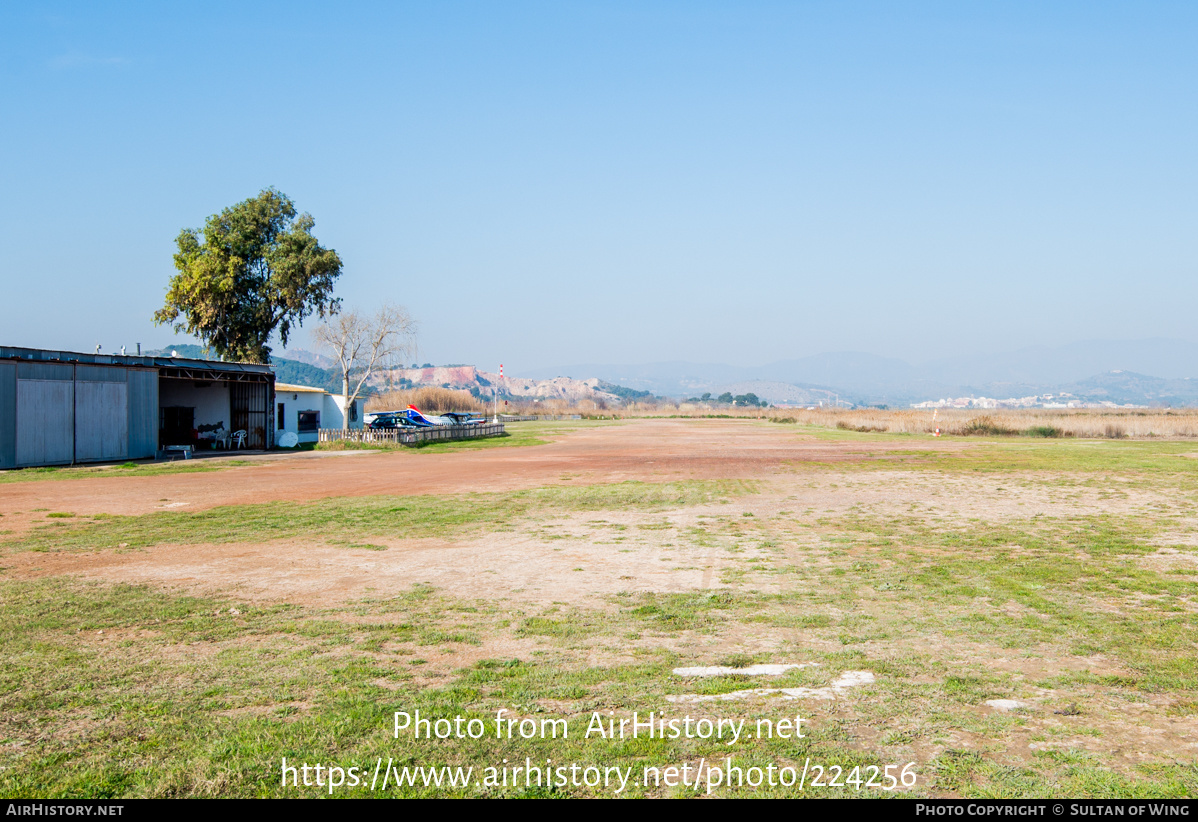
[311,304,417,430]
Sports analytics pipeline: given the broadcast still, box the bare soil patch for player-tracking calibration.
[0,420,938,518]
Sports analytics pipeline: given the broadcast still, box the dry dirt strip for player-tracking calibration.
[0,420,945,607]
[0,419,934,517]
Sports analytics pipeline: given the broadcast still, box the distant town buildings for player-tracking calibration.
[910,394,1142,410]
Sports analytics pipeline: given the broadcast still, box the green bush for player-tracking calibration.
[960,416,1017,436]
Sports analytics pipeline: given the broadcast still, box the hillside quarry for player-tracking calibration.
[369,365,626,406]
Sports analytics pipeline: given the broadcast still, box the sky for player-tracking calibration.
[2,1,1195,375]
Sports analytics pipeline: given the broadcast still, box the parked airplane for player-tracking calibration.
[403,405,484,426]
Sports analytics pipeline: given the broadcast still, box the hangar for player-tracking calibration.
[0,346,275,469]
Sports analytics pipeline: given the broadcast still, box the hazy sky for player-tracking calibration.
[2,2,1195,374]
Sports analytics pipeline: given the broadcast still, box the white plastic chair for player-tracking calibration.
[231,429,247,449]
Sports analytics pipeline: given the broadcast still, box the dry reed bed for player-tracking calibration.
[367,387,486,414]
[596,404,1198,438]
[763,408,1198,438]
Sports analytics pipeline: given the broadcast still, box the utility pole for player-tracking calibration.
[493,363,502,423]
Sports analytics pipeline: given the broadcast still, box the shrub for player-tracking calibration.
[958,416,1017,436]
[837,421,889,433]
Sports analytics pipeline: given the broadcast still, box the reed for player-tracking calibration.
[763,407,1198,438]
[367,386,486,414]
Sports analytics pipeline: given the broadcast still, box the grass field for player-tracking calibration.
[1,420,1195,798]
[0,459,259,485]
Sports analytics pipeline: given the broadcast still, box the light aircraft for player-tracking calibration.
[402,405,484,427]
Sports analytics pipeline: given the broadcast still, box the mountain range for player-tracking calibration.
[149,338,1198,407]
[524,338,1198,406]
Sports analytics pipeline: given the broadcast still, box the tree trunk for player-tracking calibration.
[343,372,351,432]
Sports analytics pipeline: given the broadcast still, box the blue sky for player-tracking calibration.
[2,2,1195,373]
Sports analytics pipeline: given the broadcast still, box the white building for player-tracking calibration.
[274,383,362,444]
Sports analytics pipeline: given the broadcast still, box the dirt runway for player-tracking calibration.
[0,419,936,518]
[0,419,952,607]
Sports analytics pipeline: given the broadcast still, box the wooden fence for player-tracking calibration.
[318,422,505,447]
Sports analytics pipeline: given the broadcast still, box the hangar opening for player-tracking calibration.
[157,360,272,451]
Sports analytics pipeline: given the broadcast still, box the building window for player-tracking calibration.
[298,411,319,432]
[349,400,358,422]
[277,403,285,430]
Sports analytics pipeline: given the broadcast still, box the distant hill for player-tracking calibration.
[523,361,749,396]
[1068,372,1198,407]
[147,343,341,392]
[280,348,338,369]
[712,380,839,407]
[596,381,656,402]
[145,343,211,359]
[535,338,1198,407]
[370,366,627,405]
[274,360,339,392]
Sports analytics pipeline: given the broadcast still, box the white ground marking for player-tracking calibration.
[985,699,1033,712]
[666,671,875,703]
[672,663,819,677]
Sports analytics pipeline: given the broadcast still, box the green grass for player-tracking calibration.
[626,591,737,633]
[785,511,1198,692]
[3,479,758,554]
[0,577,926,798]
[925,440,1198,475]
[5,567,1194,798]
[5,511,1198,801]
[787,430,1198,477]
[0,459,259,484]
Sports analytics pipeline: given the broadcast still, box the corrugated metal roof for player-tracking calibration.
[0,346,274,375]
[275,382,328,394]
